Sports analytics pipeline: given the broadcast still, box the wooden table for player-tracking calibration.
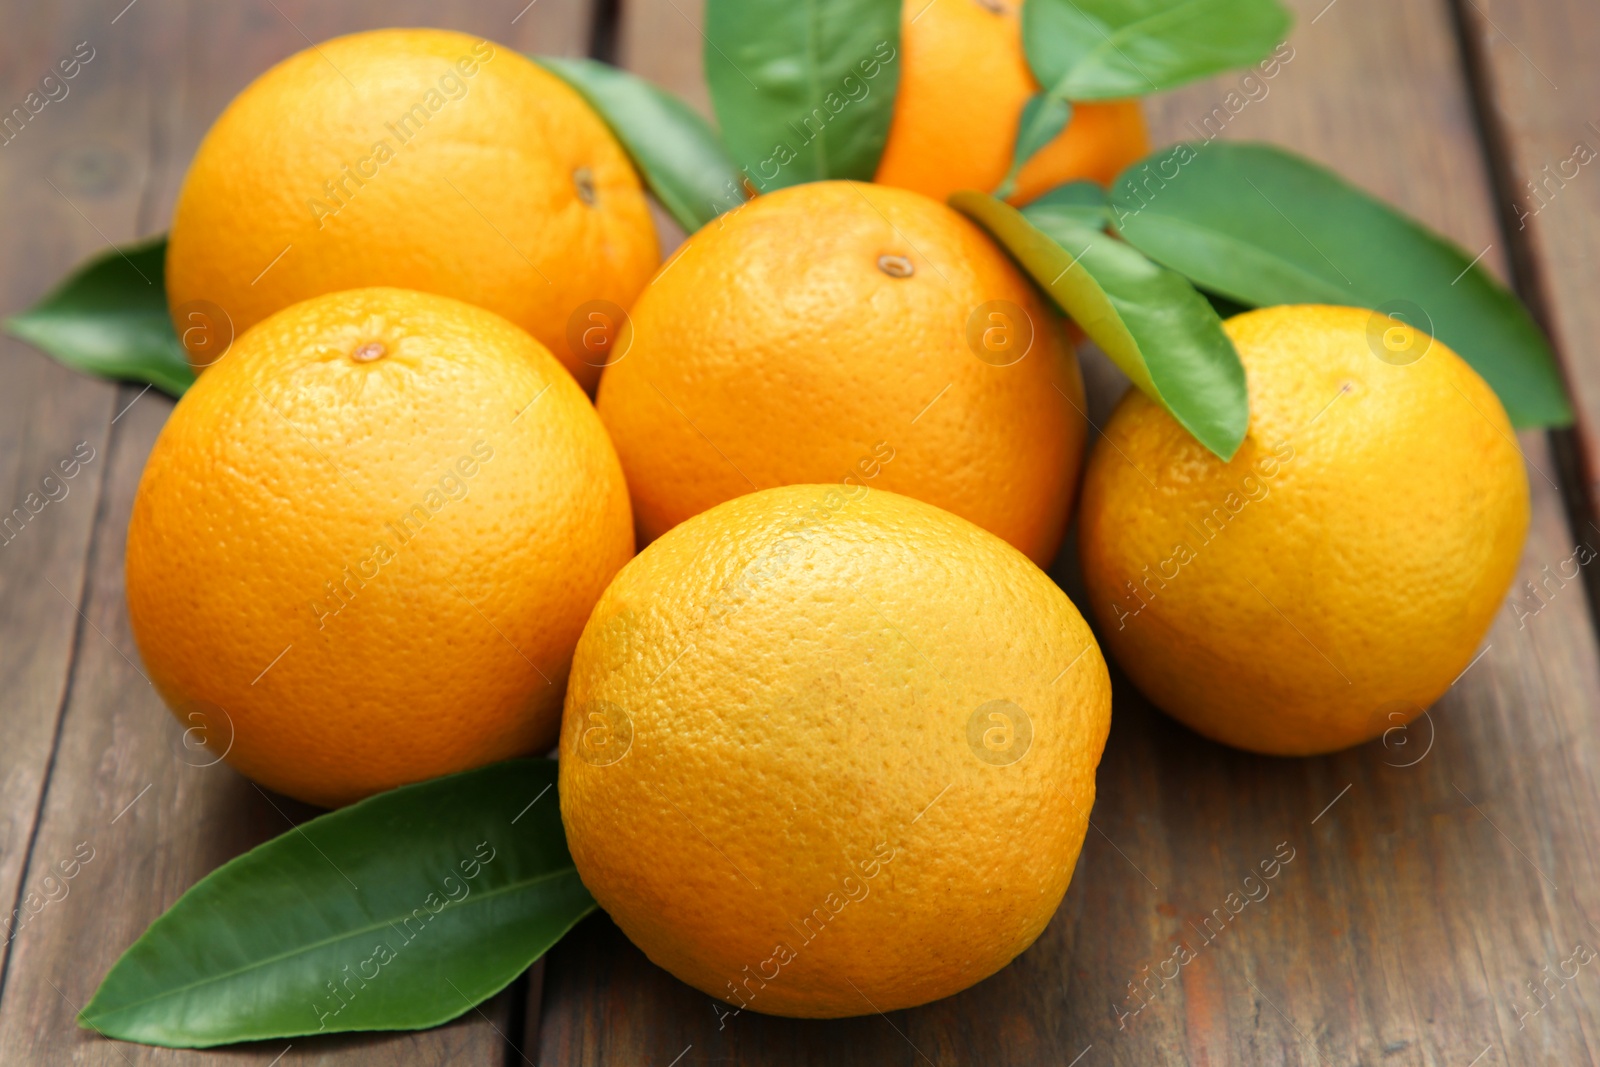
[2,0,1598,1063]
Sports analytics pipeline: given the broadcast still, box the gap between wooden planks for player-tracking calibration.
[529,0,1600,1065]
[0,3,596,1066]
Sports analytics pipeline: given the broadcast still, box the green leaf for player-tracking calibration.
[1109,142,1573,428]
[1021,179,1111,232]
[4,236,195,397]
[1201,288,1252,321]
[80,760,593,1049]
[953,190,1247,460]
[1023,0,1291,101]
[536,56,748,233]
[704,0,902,189]
[996,94,1072,200]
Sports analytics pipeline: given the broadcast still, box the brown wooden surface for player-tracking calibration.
[0,4,593,1065]
[538,0,1600,1065]
[2,0,1598,1065]
[1457,0,1600,561]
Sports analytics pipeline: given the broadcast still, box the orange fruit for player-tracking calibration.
[560,485,1111,1016]
[166,28,658,391]
[126,287,634,807]
[1078,305,1530,755]
[873,0,1149,204]
[595,180,1086,567]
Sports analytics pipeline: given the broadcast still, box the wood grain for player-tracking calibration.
[1456,0,1600,564]
[617,0,712,117]
[0,2,595,1065]
[0,0,126,1007]
[4,0,1597,1064]
[532,0,1600,1064]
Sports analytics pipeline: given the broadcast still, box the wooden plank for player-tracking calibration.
[617,0,712,117]
[0,1,594,1064]
[1457,0,1600,556]
[1133,5,1600,1060]
[0,0,125,1000]
[536,0,1600,1064]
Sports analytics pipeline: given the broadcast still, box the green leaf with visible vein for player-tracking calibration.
[954,190,1247,460]
[4,236,195,396]
[996,93,1072,200]
[704,0,902,189]
[80,760,592,1048]
[1023,0,1291,101]
[1109,142,1573,428]
[537,56,748,232]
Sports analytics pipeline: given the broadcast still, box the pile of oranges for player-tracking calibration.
[124,24,1528,1017]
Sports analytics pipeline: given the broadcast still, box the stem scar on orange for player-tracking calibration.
[126,287,634,807]
[596,180,1087,567]
[165,29,659,391]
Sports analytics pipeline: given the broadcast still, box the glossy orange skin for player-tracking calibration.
[873,0,1150,204]
[1079,305,1530,755]
[126,288,634,806]
[596,180,1087,567]
[166,29,659,391]
[561,485,1111,1016]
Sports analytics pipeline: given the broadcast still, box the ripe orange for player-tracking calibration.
[873,0,1149,204]
[165,28,658,391]
[126,287,634,807]
[560,485,1111,1016]
[595,180,1086,567]
[1078,305,1530,755]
